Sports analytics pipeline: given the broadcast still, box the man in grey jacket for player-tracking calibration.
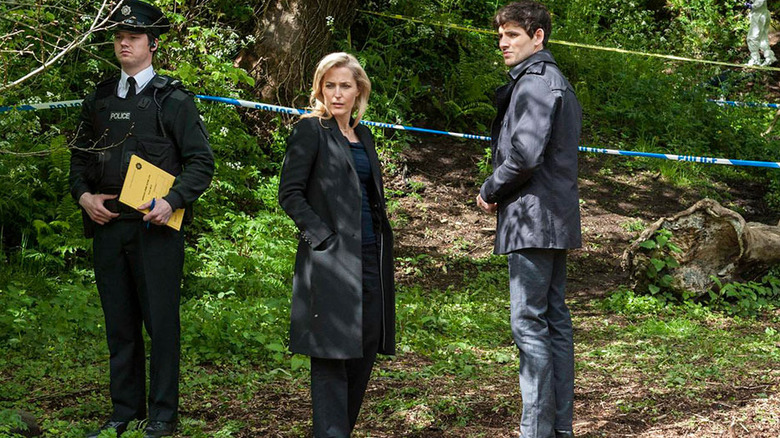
[477,2,581,437]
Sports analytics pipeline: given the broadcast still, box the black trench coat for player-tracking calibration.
[278,117,396,359]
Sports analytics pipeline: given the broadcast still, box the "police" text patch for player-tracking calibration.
[110,112,131,120]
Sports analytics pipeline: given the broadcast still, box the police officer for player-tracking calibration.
[69,1,214,437]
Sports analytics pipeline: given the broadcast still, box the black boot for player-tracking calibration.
[143,421,176,438]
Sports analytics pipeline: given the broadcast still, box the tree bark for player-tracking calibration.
[622,198,780,295]
[236,0,360,106]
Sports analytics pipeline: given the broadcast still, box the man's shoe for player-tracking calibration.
[144,421,176,438]
[86,420,129,438]
[555,430,575,438]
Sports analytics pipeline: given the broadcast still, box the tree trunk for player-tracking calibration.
[621,198,780,295]
[236,0,360,105]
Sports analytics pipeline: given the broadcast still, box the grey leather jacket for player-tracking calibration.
[480,50,582,254]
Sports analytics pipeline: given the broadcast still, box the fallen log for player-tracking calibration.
[621,198,780,295]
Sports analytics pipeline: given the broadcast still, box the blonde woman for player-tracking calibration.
[278,52,395,437]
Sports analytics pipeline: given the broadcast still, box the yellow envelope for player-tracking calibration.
[119,154,184,231]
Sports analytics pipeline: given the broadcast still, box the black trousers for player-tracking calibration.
[310,243,383,438]
[93,220,183,423]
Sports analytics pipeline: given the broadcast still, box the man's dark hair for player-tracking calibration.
[494,1,552,46]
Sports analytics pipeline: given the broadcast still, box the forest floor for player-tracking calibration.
[232,137,780,437]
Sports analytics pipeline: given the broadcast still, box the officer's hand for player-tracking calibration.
[476,194,498,214]
[140,198,173,226]
[79,193,120,225]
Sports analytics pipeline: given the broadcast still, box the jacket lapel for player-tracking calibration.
[323,117,357,173]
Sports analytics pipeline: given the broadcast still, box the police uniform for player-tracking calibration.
[69,1,213,436]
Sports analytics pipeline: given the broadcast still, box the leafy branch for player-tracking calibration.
[0,0,124,92]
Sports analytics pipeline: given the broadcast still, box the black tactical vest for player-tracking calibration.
[89,75,183,195]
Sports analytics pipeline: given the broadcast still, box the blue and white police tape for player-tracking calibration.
[578,146,779,169]
[195,95,306,116]
[0,99,83,113]
[196,95,491,141]
[708,99,780,110]
[2,95,778,168]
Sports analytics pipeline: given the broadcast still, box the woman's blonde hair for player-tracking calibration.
[302,52,371,128]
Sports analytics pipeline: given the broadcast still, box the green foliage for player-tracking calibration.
[551,0,747,58]
[476,146,493,181]
[181,206,297,367]
[766,175,780,212]
[581,300,780,395]
[549,0,779,199]
[602,287,669,315]
[397,256,509,376]
[155,9,256,91]
[620,218,645,232]
[664,0,748,59]
[181,292,291,366]
[550,0,669,50]
[707,273,780,317]
[348,1,504,132]
[0,409,26,438]
[637,229,684,300]
[0,108,87,268]
[0,272,104,356]
[434,43,505,132]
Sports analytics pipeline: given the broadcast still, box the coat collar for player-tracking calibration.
[507,49,557,81]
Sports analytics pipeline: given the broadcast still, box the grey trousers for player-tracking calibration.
[508,248,574,438]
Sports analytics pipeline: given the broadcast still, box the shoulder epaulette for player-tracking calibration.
[527,62,547,75]
[152,74,194,100]
[152,75,187,91]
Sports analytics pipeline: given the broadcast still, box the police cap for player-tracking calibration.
[110,0,171,37]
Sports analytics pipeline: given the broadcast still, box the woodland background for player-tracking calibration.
[1,0,779,436]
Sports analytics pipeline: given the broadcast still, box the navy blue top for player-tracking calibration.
[349,141,376,245]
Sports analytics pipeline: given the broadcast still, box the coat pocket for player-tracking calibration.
[313,232,337,252]
[136,136,179,175]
